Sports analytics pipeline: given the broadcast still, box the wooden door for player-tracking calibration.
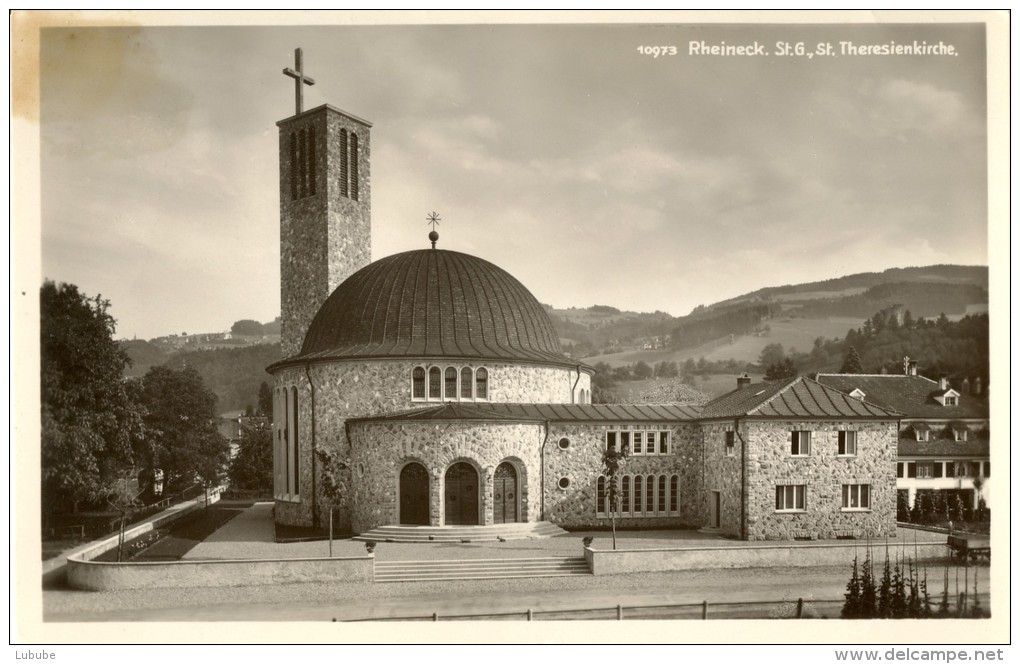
[493,462,518,524]
[444,462,479,525]
[399,463,429,525]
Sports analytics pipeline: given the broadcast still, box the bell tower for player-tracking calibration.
[277,48,372,357]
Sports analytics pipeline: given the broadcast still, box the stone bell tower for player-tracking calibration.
[277,48,372,358]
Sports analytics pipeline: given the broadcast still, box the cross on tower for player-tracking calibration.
[282,48,316,115]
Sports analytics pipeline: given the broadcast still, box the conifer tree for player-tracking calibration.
[937,565,951,617]
[842,552,863,619]
[878,546,894,618]
[860,547,877,618]
[840,345,865,374]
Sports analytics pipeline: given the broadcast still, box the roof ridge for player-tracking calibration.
[747,377,800,415]
[802,375,905,417]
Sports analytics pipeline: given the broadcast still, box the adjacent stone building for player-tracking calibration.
[266,85,901,541]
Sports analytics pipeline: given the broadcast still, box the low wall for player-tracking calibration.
[43,489,222,587]
[67,555,374,591]
[584,541,951,576]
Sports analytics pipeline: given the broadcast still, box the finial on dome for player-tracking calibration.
[426,211,441,249]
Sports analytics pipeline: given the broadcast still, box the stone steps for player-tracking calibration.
[374,556,590,583]
[354,521,568,543]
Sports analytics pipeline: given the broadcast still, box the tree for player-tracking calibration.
[840,345,865,373]
[601,443,629,550]
[257,381,273,420]
[633,361,653,380]
[228,422,273,494]
[230,319,264,336]
[842,552,863,618]
[41,281,144,515]
[758,343,785,370]
[764,357,797,380]
[316,448,350,555]
[137,366,230,493]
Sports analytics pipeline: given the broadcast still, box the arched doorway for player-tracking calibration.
[399,463,430,525]
[493,462,519,524]
[444,462,480,525]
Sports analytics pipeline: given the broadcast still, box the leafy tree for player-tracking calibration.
[228,422,273,494]
[600,443,629,550]
[632,361,653,380]
[137,365,230,492]
[316,448,350,553]
[230,319,264,336]
[840,345,865,373]
[257,381,273,421]
[758,343,785,370]
[653,361,679,379]
[41,281,144,515]
[765,357,797,380]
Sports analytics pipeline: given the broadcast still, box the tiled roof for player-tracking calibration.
[279,249,582,368]
[699,376,900,420]
[899,438,990,457]
[349,402,703,424]
[815,374,989,420]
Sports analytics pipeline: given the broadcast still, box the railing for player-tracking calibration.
[342,592,993,621]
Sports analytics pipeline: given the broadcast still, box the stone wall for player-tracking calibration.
[744,420,898,541]
[346,420,544,532]
[542,422,704,529]
[700,421,744,538]
[271,359,584,528]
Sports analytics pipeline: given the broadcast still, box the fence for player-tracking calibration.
[340,593,991,622]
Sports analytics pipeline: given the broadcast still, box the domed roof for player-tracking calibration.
[291,249,575,366]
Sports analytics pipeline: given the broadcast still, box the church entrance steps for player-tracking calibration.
[353,521,568,543]
[373,556,590,583]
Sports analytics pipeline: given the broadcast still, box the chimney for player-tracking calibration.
[961,377,970,395]
[938,376,949,391]
[908,361,918,376]
[974,376,983,397]
[737,372,752,389]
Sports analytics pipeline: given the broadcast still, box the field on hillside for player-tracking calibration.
[585,316,863,367]
[609,374,764,402]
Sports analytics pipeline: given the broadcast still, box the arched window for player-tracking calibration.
[428,367,441,400]
[670,475,679,513]
[647,474,655,516]
[298,128,308,198]
[634,475,644,514]
[289,133,298,201]
[445,367,458,400]
[658,475,667,513]
[475,368,488,400]
[350,132,360,200]
[621,476,630,514]
[307,126,316,196]
[339,129,349,198]
[281,387,289,495]
[412,367,425,399]
[596,476,606,515]
[290,386,299,496]
[460,367,473,399]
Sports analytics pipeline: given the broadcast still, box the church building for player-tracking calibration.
[266,52,900,542]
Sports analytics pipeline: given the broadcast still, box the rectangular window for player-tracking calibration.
[842,484,871,510]
[633,432,643,455]
[954,428,968,442]
[932,462,943,479]
[658,475,667,512]
[725,431,735,457]
[953,462,968,478]
[916,462,933,479]
[916,429,929,442]
[621,476,630,513]
[984,461,990,477]
[837,431,857,456]
[945,396,958,406]
[646,475,654,516]
[606,431,617,453]
[669,475,679,513]
[790,431,811,456]
[620,431,631,454]
[945,462,956,478]
[907,462,916,478]
[775,485,807,512]
[970,462,981,477]
[659,432,669,455]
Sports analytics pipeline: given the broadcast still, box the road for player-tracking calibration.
[43,563,990,622]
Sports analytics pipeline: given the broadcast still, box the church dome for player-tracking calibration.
[293,249,574,365]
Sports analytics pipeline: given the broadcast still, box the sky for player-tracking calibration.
[35,17,990,340]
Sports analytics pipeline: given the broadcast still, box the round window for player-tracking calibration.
[558,437,570,450]
[558,477,570,490]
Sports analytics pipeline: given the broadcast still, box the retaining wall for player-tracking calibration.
[584,541,950,576]
[67,554,373,591]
